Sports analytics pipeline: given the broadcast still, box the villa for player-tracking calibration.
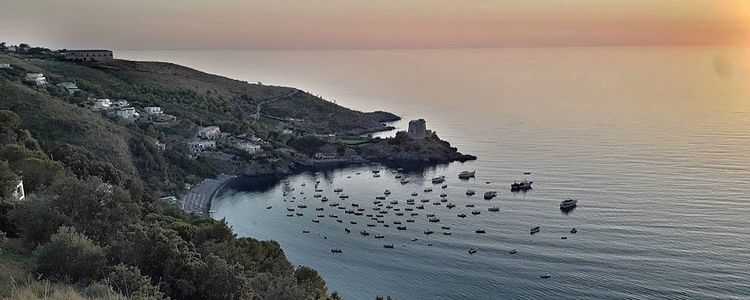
[188,140,217,153]
[0,63,11,69]
[113,107,138,122]
[91,98,112,111]
[234,142,262,154]
[56,82,80,95]
[197,126,221,140]
[24,73,47,86]
[144,107,164,115]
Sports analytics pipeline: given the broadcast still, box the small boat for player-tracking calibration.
[360,230,370,236]
[397,226,407,230]
[511,180,533,191]
[296,213,303,216]
[427,243,434,246]
[390,200,398,204]
[442,184,448,189]
[287,208,295,211]
[466,189,476,196]
[331,248,343,253]
[411,192,419,196]
[410,213,419,216]
[421,199,430,203]
[384,190,391,195]
[383,244,394,249]
[375,196,386,200]
[431,176,445,184]
[457,213,467,218]
[334,188,343,193]
[350,221,358,224]
[336,219,343,223]
[432,202,442,206]
[424,230,434,235]
[345,228,351,233]
[312,219,320,223]
[375,234,384,239]
[266,206,272,209]
[317,214,325,218]
[428,217,440,223]
[372,169,380,174]
[400,179,410,184]
[302,230,310,233]
[385,205,393,209]
[488,207,500,212]
[321,198,328,202]
[416,205,425,209]
[330,203,339,207]
[440,193,447,197]
[443,232,452,236]
[468,248,477,254]
[313,194,322,198]
[475,229,486,234]
[458,170,476,179]
[570,228,578,234]
[329,214,337,218]
[509,249,517,254]
[383,224,390,228]
[406,219,415,223]
[471,210,481,215]
[560,198,578,209]
[373,173,381,178]
[367,224,376,227]
[297,205,307,208]
[286,214,294,217]
[441,226,451,230]
[466,204,475,207]
[339,194,349,199]
[483,191,497,200]
[446,203,456,209]
[541,274,551,279]
[395,174,402,179]
[316,207,324,211]
[411,238,418,241]
[394,221,402,225]
[530,226,541,234]
[427,213,435,217]
[561,236,568,240]
[396,212,404,216]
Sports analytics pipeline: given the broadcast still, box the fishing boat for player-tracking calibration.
[397,226,407,230]
[488,207,500,212]
[424,187,433,192]
[411,192,419,196]
[457,213,467,218]
[424,230,434,235]
[560,198,578,209]
[466,189,476,196]
[443,232,452,236]
[511,172,533,191]
[384,190,391,195]
[383,244,394,249]
[376,196,386,200]
[483,191,498,200]
[458,170,476,179]
[375,234,384,239]
[509,249,517,254]
[266,206,272,209]
[541,274,551,279]
[312,219,320,223]
[360,230,370,236]
[441,226,451,230]
[331,249,343,253]
[471,210,481,215]
[334,188,343,193]
[475,229,486,234]
[428,217,440,223]
[431,176,446,184]
[446,203,456,208]
[400,179,410,184]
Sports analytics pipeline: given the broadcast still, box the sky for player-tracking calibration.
[1,0,749,50]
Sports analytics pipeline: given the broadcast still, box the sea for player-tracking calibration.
[119,47,750,299]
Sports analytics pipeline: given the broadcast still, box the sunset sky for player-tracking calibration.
[1,0,749,49]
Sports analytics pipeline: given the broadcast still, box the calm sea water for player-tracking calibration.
[121,47,750,299]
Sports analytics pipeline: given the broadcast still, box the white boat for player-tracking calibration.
[458,170,476,179]
[560,198,578,209]
[424,187,433,192]
[511,172,533,191]
[431,176,445,184]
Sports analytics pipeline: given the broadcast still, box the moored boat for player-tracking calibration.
[466,189,476,196]
[484,191,498,199]
[530,226,541,234]
[560,198,578,209]
[458,170,476,179]
[431,176,446,184]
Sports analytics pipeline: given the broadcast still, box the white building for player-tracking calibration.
[114,107,138,122]
[56,82,80,95]
[0,63,11,69]
[91,98,112,111]
[188,140,217,153]
[24,73,47,86]
[111,100,129,108]
[197,126,221,140]
[234,142,261,154]
[11,180,25,201]
[144,107,164,115]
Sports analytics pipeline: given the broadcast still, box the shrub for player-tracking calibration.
[32,226,106,283]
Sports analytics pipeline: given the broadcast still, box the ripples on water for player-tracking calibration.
[121,47,750,299]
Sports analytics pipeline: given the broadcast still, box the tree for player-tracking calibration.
[0,161,18,201]
[32,226,106,283]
